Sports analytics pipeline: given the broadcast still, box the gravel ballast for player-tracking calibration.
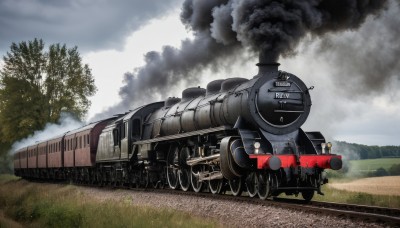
[78,186,385,227]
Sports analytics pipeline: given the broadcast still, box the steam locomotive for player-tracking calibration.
[13,59,342,201]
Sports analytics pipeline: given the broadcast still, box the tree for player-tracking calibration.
[0,38,96,144]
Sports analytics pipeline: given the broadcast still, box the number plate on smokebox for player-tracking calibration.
[275,81,291,87]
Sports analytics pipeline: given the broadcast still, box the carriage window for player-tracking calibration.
[121,123,125,139]
[113,129,119,146]
[132,119,141,137]
[87,134,90,145]
[79,136,82,148]
[125,122,128,138]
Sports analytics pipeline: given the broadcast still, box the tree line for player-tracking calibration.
[0,39,97,173]
[333,141,400,160]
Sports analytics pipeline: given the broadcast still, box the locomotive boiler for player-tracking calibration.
[13,57,342,201]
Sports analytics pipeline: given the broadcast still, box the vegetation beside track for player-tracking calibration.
[307,179,400,209]
[0,175,220,228]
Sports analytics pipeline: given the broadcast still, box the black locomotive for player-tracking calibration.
[14,58,342,201]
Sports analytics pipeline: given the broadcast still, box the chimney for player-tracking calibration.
[256,52,280,75]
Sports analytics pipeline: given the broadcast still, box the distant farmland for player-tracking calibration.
[329,176,400,196]
[348,158,400,173]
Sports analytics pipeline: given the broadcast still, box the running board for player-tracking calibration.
[134,126,232,145]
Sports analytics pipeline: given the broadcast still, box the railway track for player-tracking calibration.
[273,198,400,226]
[126,186,400,227]
[32,179,400,227]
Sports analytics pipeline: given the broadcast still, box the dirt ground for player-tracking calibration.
[329,176,400,196]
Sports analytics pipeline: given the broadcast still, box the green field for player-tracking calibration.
[348,158,400,172]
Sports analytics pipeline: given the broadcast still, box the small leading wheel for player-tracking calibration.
[209,179,223,194]
[301,190,314,202]
[246,172,258,198]
[179,168,191,191]
[229,177,243,196]
[258,172,271,200]
[191,166,203,193]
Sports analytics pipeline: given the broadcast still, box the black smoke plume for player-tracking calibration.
[91,0,388,120]
[314,0,400,95]
[229,0,387,61]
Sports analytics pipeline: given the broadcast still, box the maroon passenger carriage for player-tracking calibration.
[45,135,65,179]
[27,144,38,177]
[37,140,48,178]
[63,119,113,182]
[13,119,113,181]
[13,147,26,177]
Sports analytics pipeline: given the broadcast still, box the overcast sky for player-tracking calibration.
[0,0,399,146]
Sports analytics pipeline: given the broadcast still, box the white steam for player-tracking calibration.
[10,113,83,153]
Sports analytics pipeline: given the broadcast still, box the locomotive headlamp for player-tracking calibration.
[326,142,332,154]
[254,142,261,154]
[321,143,326,154]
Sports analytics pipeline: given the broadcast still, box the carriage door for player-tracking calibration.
[112,126,121,159]
[120,121,129,159]
[131,118,141,140]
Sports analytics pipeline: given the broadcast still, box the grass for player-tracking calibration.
[312,181,400,208]
[349,158,400,172]
[0,175,221,228]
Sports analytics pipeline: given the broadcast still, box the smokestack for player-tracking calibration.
[257,52,280,75]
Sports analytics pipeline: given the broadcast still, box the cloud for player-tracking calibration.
[90,0,388,122]
[0,0,180,53]
[280,0,400,146]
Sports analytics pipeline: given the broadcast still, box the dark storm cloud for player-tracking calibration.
[0,0,180,53]
[289,0,400,146]
[314,0,400,95]
[91,0,389,121]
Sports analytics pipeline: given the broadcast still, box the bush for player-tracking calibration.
[366,167,389,177]
[374,167,389,176]
[389,164,400,176]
